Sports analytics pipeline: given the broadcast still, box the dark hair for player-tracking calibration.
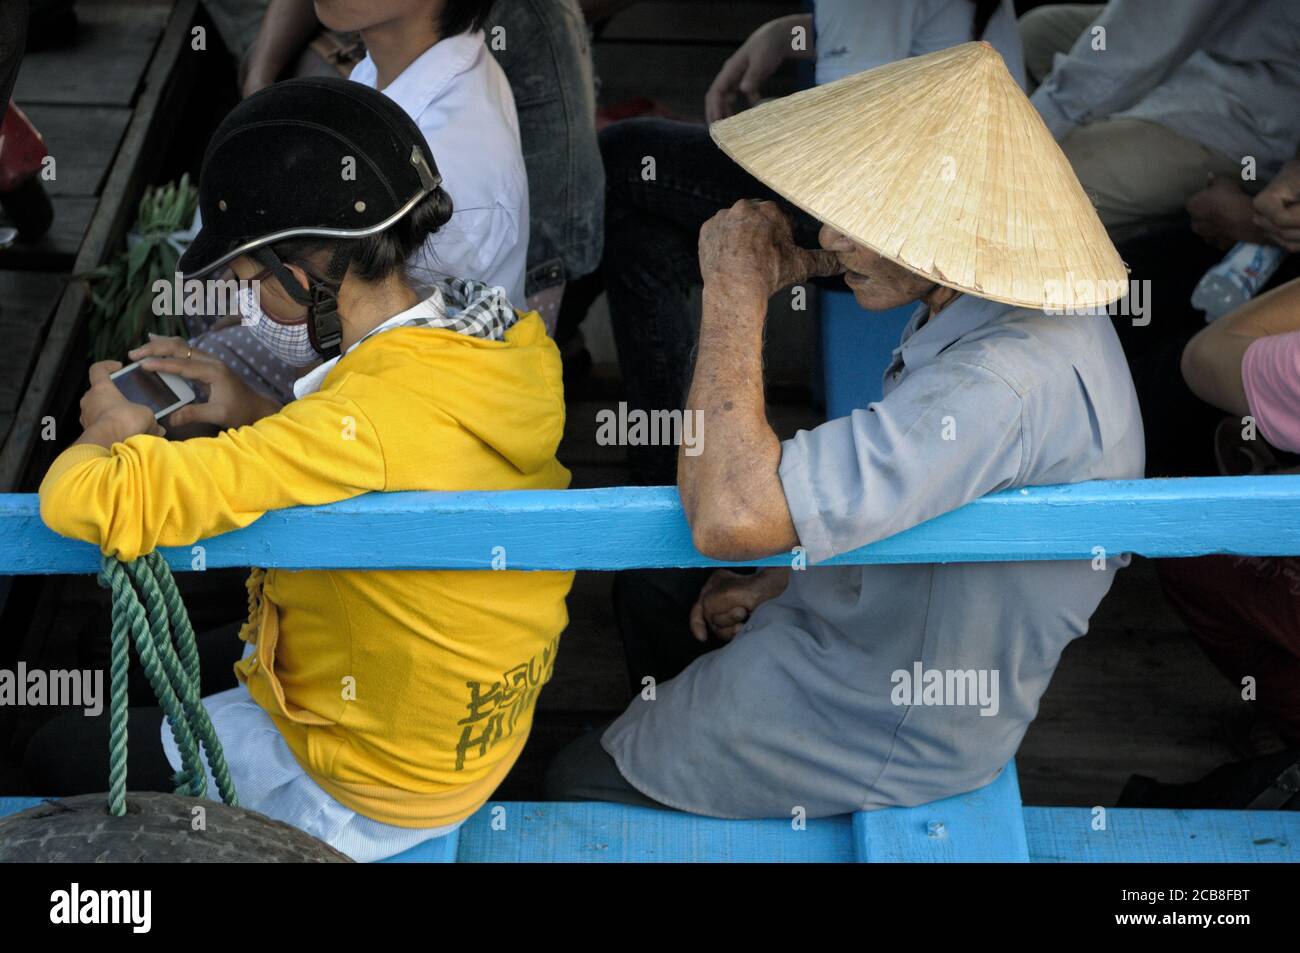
[272,185,454,284]
[442,0,496,37]
[972,0,999,39]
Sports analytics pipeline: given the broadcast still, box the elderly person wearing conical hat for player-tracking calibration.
[547,43,1145,817]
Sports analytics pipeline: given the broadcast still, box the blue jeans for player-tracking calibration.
[568,117,820,484]
[489,0,604,296]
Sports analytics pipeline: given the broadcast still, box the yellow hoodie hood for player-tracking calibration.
[320,310,568,482]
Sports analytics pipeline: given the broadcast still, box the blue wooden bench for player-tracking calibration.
[2,480,1299,862]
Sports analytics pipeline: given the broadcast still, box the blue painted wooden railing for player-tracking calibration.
[2,480,1299,862]
[7,477,1300,573]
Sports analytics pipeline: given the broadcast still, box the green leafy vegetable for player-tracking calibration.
[79,175,199,361]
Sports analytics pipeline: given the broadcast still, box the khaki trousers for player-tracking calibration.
[1019,3,1240,240]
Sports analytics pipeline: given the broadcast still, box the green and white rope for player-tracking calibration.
[97,552,238,815]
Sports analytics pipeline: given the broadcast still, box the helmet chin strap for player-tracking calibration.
[251,246,345,359]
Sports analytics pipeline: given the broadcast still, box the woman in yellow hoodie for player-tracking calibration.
[29,78,573,860]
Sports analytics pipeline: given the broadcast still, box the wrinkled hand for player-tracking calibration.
[128,336,281,430]
[705,19,790,123]
[79,361,164,444]
[689,567,790,642]
[699,200,842,302]
[1253,159,1300,252]
[1186,176,1268,250]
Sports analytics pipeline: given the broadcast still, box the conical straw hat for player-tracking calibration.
[710,42,1127,310]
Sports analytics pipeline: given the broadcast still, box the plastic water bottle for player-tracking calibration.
[1191,242,1286,321]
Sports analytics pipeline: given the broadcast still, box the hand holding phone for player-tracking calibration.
[74,361,170,448]
[109,362,197,419]
[128,335,282,430]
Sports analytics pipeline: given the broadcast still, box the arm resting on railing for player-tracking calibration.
[39,387,385,561]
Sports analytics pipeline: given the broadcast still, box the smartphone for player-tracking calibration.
[109,361,196,419]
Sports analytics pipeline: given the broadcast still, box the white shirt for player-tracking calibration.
[350,32,530,306]
[814,0,1026,89]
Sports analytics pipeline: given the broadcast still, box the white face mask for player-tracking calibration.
[238,286,319,366]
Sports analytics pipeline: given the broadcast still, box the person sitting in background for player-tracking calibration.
[26,79,573,860]
[708,0,1024,118]
[546,45,1145,817]
[193,0,532,404]
[1023,0,1300,476]
[329,0,528,303]
[1117,278,1300,811]
[237,0,603,325]
[554,0,1024,485]
[1097,162,1300,476]
[1023,0,1300,242]
[1092,138,1300,478]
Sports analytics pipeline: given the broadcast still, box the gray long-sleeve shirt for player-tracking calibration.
[602,295,1145,818]
[1031,0,1300,180]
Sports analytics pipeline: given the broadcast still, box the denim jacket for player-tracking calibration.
[490,0,605,296]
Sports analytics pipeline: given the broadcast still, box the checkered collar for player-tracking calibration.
[292,276,519,398]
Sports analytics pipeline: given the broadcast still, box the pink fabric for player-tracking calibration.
[1243,331,1300,453]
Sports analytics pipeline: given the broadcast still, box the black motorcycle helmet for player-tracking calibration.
[179,76,449,358]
